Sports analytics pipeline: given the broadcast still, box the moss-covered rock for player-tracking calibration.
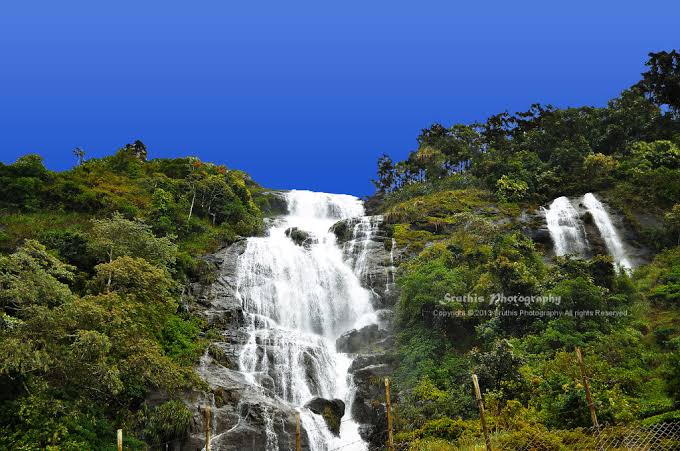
[285,227,315,247]
[304,397,345,435]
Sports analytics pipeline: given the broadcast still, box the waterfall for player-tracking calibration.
[235,189,375,450]
[582,192,633,272]
[386,238,397,296]
[347,216,381,280]
[542,196,589,257]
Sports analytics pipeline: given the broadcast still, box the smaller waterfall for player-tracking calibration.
[582,193,633,272]
[542,196,589,256]
[347,216,382,280]
[385,238,397,296]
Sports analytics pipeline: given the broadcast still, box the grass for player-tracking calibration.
[384,189,492,224]
[0,210,90,251]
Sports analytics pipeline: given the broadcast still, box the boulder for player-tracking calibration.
[348,352,390,373]
[285,227,316,247]
[330,220,353,243]
[304,397,345,436]
[347,354,396,448]
[336,324,387,353]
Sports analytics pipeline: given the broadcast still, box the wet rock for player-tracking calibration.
[336,324,387,353]
[180,353,309,451]
[186,239,248,328]
[348,352,390,373]
[304,397,345,436]
[285,227,316,247]
[375,309,395,329]
[176,238,316,450]
[582,218,608,256]
[579,193,652,266]
[519,210,553,247]
[207,342,239,370]
[332,216,400,308]
[330,220,353,243]
[350,363,393,448]
[259,190,289,217]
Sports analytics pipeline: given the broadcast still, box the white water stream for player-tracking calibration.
[542,196,590,256]
[542,193,634,272]
[582,192,633,272]
[236,190,376,450]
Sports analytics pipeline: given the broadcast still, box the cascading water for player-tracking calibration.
[386,238,397,296]
[582,192,633,272]
[542,196,590,256]
[235,190,376,450]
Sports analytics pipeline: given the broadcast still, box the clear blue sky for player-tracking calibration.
[1,1,678,196]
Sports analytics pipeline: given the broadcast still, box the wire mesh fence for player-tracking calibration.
[388,421,680,451]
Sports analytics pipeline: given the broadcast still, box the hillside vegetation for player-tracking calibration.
[1,50,679,450]
[0,143,266,449]
[367,51,680,449]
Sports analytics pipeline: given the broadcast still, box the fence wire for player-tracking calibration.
[388,421,680,451]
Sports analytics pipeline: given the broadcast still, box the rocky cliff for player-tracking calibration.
[176,213,401,450]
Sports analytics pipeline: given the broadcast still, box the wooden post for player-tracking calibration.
[295,411,301,451]
[575,347,599,429]
[204,406,212,451]
[117,428,123,451]
[385,377,394,451]
[472,374,492,451]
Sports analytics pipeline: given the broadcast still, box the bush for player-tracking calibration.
[495,175,529,202]
[141,400,193,444]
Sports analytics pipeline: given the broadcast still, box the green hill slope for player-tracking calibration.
[366,51,680,449]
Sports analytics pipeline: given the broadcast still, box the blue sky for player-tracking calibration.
[1,1,678,196]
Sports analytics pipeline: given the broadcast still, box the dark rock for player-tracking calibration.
[336,324,387,353]
[350,363,392,447]
[304,397,345,436]
[375,309,394,329]
[582,219,608,257]
[348,354,397,448]
[582,193,652,266]
[353,363,392,381]
[519,209,553,248]
[258,190,289,217]
[526,227,552,245]
[348,352,390,373]
[285,227,316,247]
[207,342,239,370]
[179,354,310,451]
[186,239,248,328]
[330,220,353,243]
[332,216,400,308]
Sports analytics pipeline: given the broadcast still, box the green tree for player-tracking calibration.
[89,213,176,266]
[495,175,529,202]
[666,204,680,245]
[470,339,526,402]
[372,153,396,193]
[638,50,680,116]
[0,154,50,211]
[0,240,75,315]
[88,213,177,288]
[73,147,86,166]
[89,256,179,334]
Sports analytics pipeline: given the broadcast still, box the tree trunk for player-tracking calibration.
[106,248,113,291]
[188,189,196,221]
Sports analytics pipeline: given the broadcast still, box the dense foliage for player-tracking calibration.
[0,144,264,449]
[369,51,680,449]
